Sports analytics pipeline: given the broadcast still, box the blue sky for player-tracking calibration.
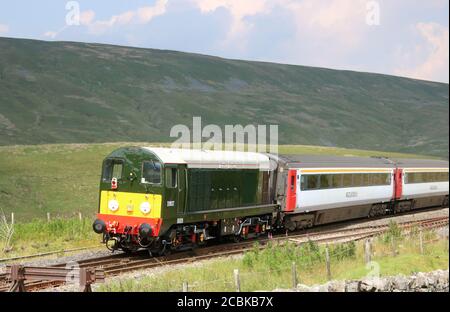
[0,0,448,82]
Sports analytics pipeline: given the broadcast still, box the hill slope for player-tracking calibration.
[0,37,448,157]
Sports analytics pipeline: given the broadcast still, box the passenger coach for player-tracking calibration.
[391,158,449,211]
[272,155,449,231]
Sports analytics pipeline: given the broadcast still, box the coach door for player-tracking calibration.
[177,166,186,214]
[393,169,403,199]
[164,165,179,215]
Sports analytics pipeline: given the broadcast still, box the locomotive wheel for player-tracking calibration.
[232,235,241,243]
[286,221,296,232]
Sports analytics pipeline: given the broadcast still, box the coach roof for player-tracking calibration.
[272,155,395,169]
[389,158,449,169]
[271,155,449,169]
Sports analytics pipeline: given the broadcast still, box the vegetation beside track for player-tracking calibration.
[0,142,426,220]
[0,217,101,259]
[98,226,449,292]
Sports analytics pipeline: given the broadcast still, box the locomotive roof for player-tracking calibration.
[271,155,449,169]
[142,147,271,169]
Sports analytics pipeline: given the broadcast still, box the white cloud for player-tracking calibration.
[191,0,371,55]
[87,0,168,35]
[137,1,168,23]
[42,1,168,38]
[278,0,369,50]
[0,23,9,34]
[80,10,96,26]
[395,22,449,82]
[192,0,270,50]
[44,31,58,39]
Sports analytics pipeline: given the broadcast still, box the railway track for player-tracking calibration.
[0,214,447,292]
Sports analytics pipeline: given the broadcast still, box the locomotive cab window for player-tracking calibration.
[166,168,178,188]
[141,161,161,184]
[102,159,124,182]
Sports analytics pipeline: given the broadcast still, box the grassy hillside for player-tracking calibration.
[0,37,448,158]
[0,143,429,220]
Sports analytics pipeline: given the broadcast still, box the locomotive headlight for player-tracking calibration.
[108,199,119,212]
[140,202,151,214]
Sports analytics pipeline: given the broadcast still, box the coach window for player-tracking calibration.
[300,176,306,191]
[362,174,370,186]
[166,168,178,188]
[372,174,381,185]
[320,175,332,189]
[405,173,415,184]
[353,174,363,187]
[332,174,343,188]
[342,174,353,188]
[384,173,391,185]
[415,173,424,183]
[307,175,319,190]
[142,161,161,184]
[406,173,413,184]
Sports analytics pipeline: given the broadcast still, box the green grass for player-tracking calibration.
[0,37,448,158]
[98,230,449,292]
[0,217,101,259]
[0,142,429,220]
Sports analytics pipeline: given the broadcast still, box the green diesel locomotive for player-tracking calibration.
[93,147,277,254]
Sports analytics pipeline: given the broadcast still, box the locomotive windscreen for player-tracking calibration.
[102,159,123,182]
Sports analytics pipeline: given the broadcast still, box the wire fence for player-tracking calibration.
[126,226,449,292]
[2,211,98,224]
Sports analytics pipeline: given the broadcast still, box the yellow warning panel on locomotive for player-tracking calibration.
[99,191,162,218]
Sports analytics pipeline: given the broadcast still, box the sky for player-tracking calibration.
[0,0,448,83]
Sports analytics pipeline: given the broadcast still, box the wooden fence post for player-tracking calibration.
[233,269,241,292]
[364,239,371,264]
[182,281,188,292]
[78,212,82,221]
[391,236,396,257]
[419,230,424,255]
[11,212,14,225]
[47,212,51,222]
[291,262,297,289]
[446,234,449,253]
[325,244,331,281]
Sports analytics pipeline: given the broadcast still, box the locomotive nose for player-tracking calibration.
[93,219,106,234]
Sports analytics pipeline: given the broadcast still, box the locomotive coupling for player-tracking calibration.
[93,219,106,234]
